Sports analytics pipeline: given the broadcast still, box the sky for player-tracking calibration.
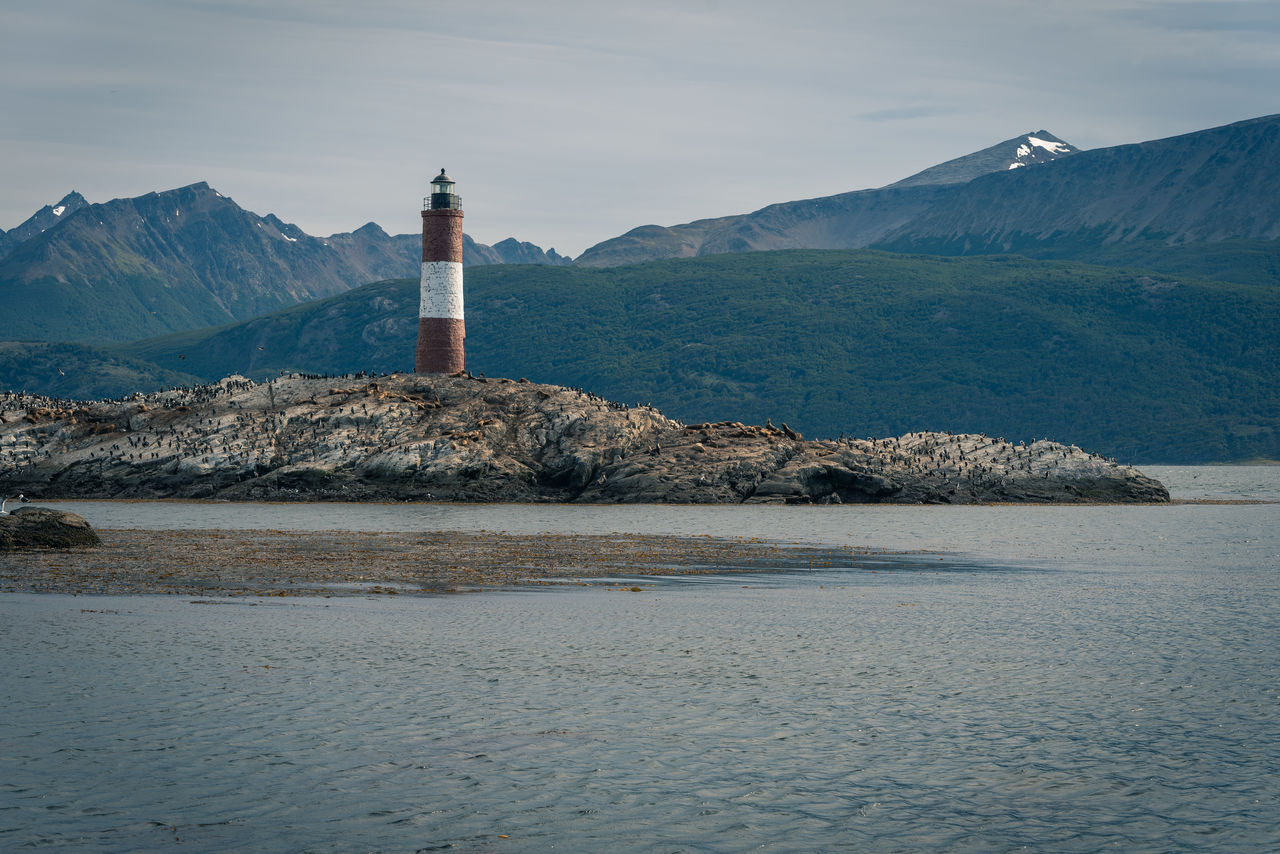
[2,0,1279,258]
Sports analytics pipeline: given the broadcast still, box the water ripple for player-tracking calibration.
[4,491,1280,852]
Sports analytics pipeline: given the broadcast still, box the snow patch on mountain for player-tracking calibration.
[883,130,1080,192]
[1005,134,1078,171]
[1028,136,1072,154]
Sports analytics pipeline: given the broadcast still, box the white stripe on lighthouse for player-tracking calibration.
[419,261,464,320]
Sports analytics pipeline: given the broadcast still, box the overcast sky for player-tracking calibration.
[2,0,1278,257]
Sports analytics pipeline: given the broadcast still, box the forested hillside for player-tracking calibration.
[114,250,1279,463]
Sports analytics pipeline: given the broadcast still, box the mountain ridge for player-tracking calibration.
[575,115,1280,269]
[885,130,1077,188]
[0,191,89,258]
[0,182,568,343]
[878,113,1280,253]
[573,129,1081,266]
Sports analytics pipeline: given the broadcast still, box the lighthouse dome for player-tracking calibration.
[426,169,462,211]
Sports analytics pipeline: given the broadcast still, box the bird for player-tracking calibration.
[0,494,30,515]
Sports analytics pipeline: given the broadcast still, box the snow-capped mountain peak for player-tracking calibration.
[1007,132,1079,169]
[886,129,1080,188]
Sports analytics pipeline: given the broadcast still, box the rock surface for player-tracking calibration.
[0,373,1168,504]
[0,507,101,550]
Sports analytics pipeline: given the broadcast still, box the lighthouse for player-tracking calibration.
[415,169,465,374]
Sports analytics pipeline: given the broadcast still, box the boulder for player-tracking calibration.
[0,506,101,550]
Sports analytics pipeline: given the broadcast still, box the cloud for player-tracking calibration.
[1114,0,1280,32]
[3,1,1280,255]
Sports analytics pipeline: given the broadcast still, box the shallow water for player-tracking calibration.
[3,467,1278,852]
[40,465,1280,573]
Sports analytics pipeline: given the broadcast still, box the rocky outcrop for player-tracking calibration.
[0,374,1169,504]
[0,507,101,550]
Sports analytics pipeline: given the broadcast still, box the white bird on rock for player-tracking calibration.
[0,494,30,515]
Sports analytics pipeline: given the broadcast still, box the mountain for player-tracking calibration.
[467,236,573,266]
[885,130,1078,188]
[111,250,1280,463]
[574,130,1081,267]
[0,183,569,343]
[0,191,89,258]
[877,114,1280,253]
[574,185,947,267]
[575,116,1280,277]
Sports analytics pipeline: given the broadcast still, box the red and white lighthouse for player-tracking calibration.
[415,169,465,374]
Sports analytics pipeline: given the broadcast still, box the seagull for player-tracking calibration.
[0,494,30,515]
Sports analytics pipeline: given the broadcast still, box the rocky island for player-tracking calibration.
[0,373,1168,504]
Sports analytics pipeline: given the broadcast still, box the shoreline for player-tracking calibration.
[0,528,905,597]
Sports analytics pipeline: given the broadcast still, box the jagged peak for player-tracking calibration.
[27,191,88,221]
[487,236,574,265]
[0,189,93,256]
[54,190,87,209]
[1005,131,1077,171]
[352,222,389,237]
[258,212,310,244]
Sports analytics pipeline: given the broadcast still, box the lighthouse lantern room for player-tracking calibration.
[427,171,462,211]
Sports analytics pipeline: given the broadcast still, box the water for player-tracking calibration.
[1142,464,1280,502]
[3,468,1278,852]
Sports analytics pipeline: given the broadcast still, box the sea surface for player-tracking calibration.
[2,466,1277,852]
